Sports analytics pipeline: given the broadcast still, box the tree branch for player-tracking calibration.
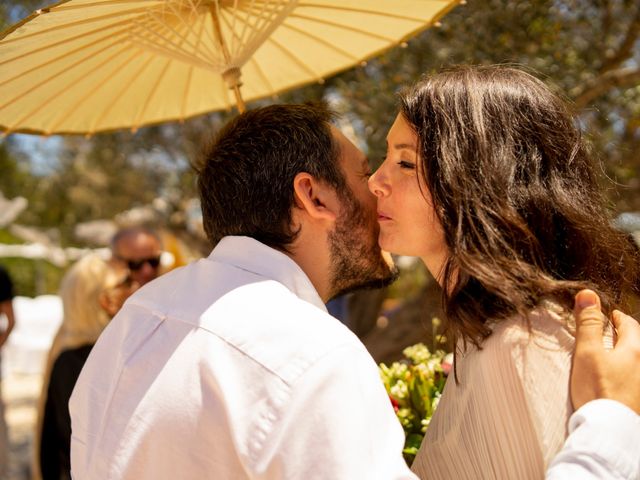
[601,0,613,46]
[600,5,640,74]
[572,67,640,109]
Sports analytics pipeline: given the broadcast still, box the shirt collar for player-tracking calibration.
[208,236,327,312]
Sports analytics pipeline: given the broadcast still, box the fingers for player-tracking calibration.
[574,289,605,349]
[611,310,640,348]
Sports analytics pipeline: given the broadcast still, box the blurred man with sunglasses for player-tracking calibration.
[110,227,162,286]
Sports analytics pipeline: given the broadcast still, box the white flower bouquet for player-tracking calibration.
[379,343,452,465]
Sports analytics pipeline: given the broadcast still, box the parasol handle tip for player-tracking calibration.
[223,67,246,113]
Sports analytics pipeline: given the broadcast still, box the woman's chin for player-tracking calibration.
[378,239,408,257]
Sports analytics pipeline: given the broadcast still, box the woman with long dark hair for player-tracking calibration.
[368,65,640,478]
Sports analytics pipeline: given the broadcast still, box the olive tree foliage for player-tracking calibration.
[324,0,640,211]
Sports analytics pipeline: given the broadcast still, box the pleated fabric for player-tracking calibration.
[411,300,585,480]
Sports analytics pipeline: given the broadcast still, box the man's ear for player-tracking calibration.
[292,172,338,222]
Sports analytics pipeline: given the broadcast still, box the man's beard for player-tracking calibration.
[327,189,398,300]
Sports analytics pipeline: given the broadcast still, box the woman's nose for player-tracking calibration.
[368,168,389,197]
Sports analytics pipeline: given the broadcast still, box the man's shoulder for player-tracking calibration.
[107,258,366,385]
[200,281,365,385]
[127,256,280,321]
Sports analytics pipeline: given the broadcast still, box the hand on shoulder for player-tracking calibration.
[572,289,640,414]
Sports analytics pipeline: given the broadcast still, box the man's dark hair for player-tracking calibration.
[196,102,345,251]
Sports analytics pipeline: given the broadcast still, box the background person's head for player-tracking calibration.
[110,227,162,286]
[197,102,344,250]
[196,102,395,300]
[59,254,137,344]
[392,65,639,346]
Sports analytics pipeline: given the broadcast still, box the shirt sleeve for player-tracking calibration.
[260,343,417,480]
[546,399,640,480]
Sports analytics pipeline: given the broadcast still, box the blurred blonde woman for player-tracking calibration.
[33,254,138,480]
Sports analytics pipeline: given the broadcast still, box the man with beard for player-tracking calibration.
[69,103,409,479]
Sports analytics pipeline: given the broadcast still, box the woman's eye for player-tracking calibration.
[397,160,416,170]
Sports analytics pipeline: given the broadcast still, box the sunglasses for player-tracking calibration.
[117,256,161,271]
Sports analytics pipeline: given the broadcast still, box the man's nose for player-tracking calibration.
[139,264,157,283]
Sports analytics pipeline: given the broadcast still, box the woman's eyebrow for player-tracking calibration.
[393,143,417,150]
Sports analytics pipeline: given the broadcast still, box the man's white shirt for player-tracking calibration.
[547,399,640,480]
[69,236,414,479]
